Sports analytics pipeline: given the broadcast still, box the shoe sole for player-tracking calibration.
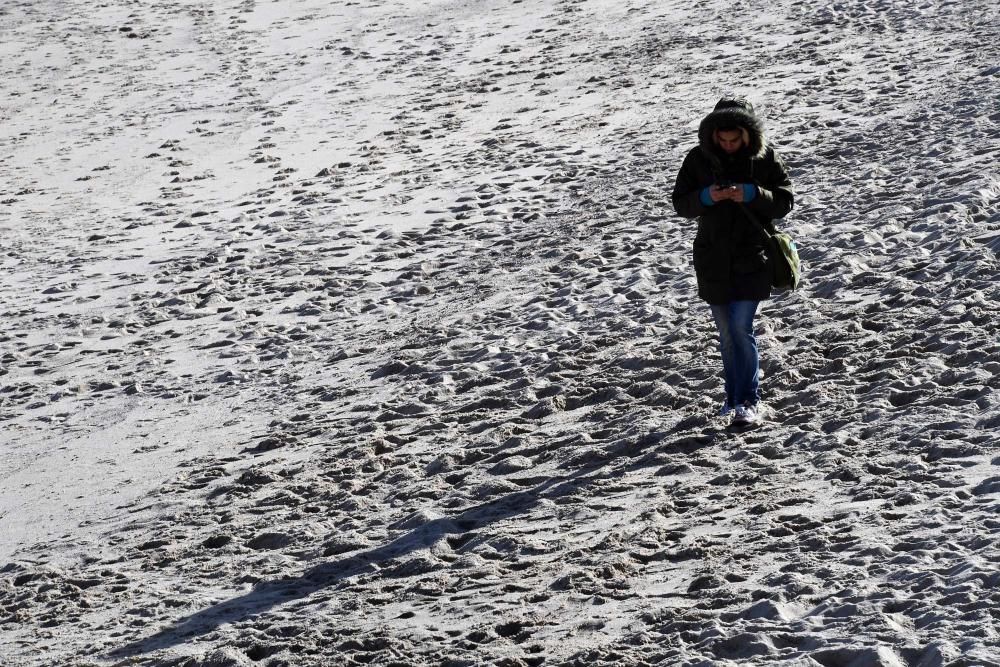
[731,412,759,427]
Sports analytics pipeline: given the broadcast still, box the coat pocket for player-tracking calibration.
[730,244,768,275]
[692,236,728,280]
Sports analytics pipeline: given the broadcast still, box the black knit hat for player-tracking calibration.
[713,96,755,115]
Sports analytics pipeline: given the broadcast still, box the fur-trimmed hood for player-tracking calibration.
[698,97,768,162]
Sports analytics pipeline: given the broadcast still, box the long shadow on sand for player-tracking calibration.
[109,464,622,659]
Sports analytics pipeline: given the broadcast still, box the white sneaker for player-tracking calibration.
[732,403,760,426]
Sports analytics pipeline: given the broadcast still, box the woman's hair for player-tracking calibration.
[713,126,750,148]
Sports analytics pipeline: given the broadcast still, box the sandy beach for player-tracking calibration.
[2,0,999,665]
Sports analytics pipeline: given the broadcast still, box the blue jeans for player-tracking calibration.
[710,300,761,408]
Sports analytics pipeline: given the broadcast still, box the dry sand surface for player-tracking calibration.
[2,0,1000,665]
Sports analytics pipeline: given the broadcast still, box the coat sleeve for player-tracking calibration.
[747,149,793,220]
[671,151,709,220]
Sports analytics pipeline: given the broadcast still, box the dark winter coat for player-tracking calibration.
[671,99,794,305]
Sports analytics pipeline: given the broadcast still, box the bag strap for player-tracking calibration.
[737,202,774,245]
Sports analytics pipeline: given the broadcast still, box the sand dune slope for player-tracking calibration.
[2,0,999,665]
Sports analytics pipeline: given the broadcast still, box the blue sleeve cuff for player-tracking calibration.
[743,183,757,203]
[700,187,714,207]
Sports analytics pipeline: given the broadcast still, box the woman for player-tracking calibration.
[671,97,794,425]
